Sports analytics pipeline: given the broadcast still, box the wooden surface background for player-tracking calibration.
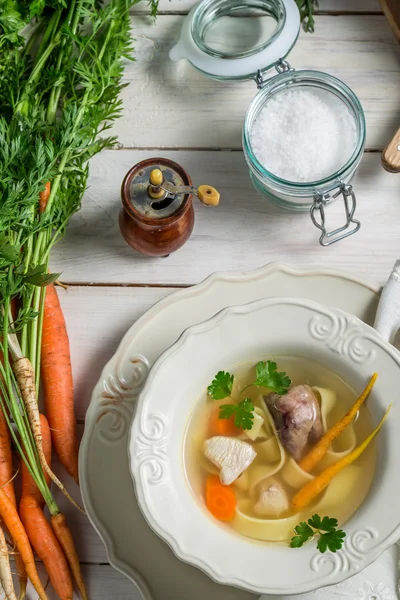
[34,0,400,597]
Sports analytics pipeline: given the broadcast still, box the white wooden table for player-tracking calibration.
[46,0,400,597]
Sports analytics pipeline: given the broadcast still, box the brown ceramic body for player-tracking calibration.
[120,158,195,257]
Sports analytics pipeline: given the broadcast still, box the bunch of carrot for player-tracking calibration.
[0,282,86,600]
[0,0,158,597]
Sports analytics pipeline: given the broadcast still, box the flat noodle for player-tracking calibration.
[251,407,285,471]
[234,500,300,542]
[281,456,314,489]
[254,437,281,463]
[234,471,250,491]
[199,454,219,475]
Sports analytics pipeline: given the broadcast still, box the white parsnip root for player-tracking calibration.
[12,358,85,515]
[0,527,17,600]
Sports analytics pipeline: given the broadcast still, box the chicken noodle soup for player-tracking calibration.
[184,357,376,543]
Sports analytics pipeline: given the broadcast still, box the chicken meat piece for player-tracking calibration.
[254,478,289,517]
[265,385,322,461]
[203,436,257,485]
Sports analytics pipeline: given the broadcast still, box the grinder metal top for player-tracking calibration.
[128,159,190,220]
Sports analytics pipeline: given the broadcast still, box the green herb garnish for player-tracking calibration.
[208,371,234,400]
[290,514,346,553]
[219,398,255,431]
[252,360,291,395]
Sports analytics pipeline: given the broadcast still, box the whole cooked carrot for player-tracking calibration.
[20,414,73,600]
[0,486,48,600]
[51,512,88,600]
[292,405,391,513]
[41,283,79,484]
[299,373,378,473]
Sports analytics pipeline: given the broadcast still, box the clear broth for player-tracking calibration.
[184,356,376,542]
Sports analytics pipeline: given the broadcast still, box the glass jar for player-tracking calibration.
[170,0,366,245]
[243,69,366,244]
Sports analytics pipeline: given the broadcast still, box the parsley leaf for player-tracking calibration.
[207,371,234,400]
[290,522,314,548]
[219,398,255,430]
[253,361,291,394]
[309,514,338,533]
[317,530,346,554]
[290,514,346,553]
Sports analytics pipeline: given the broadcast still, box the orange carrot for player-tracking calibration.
[292,405,391,512]
[0,405,16,509]
[20,415,73,600]
[0,486,48,600]
[299,373,378,473]
[41,283,79,484]
[209,407,241,438]
[205,475,236,521]
[0,349,27,600]
[21,414,50,498]
[0,406,27,600]
[20,500,73,600]
[51,513,88,600]
[39,182,51,213]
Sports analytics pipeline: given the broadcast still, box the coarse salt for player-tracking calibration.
[250,87,357,183]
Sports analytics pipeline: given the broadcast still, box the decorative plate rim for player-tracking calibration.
[130,296,398,596]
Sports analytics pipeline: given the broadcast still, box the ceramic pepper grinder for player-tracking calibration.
[119,157,220,257]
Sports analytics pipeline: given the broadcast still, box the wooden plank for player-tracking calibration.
[58,287,174,419]
[319,0,381,11]
[120,14,397,149]
[52,149,400,286]
[133,0,382,13]
[380,0,400,40]
[111,15,399,150]
[22,564,143,600]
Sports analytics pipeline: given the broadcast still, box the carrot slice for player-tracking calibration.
[292,405,390,512]
[205,475,236,521]
[208,407,240,438]
[299,373,378,473]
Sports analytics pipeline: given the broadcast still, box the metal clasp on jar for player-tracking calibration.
[254,59,295,89]
[310,184,360,246]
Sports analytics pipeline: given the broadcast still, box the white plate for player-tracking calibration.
[131,296,399,595]
[80,263,399,600]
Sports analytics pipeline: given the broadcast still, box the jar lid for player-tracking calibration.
[169,0,300,80]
